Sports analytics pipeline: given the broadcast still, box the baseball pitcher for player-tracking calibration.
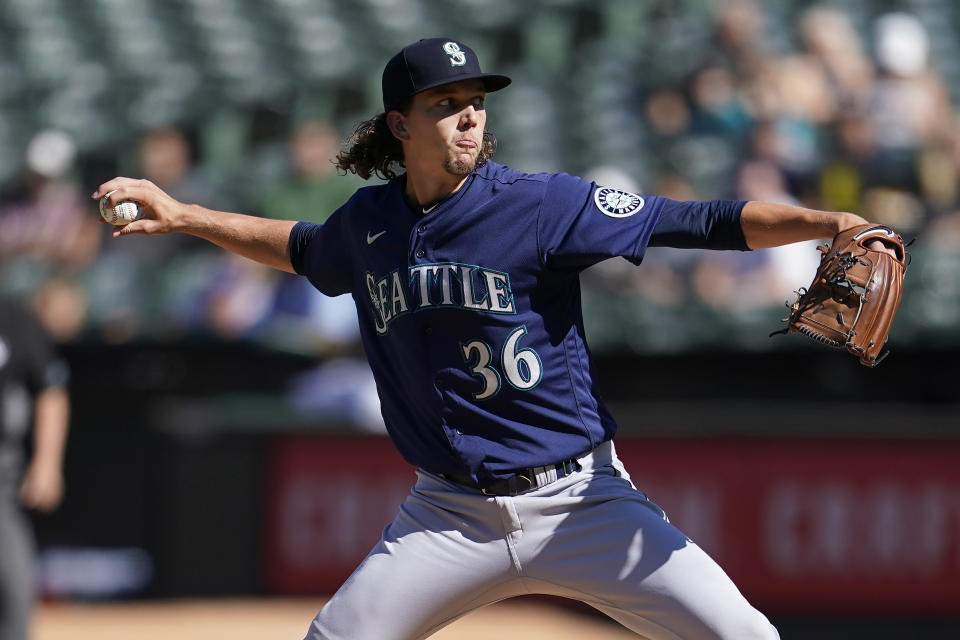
[93,38,903,640]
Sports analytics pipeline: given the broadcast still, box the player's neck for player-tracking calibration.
[403,170,470,212]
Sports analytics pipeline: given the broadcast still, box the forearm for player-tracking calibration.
[740,201,867,249]
[31,387,69,471]
[94,178,299,273]
[177,205,298,273]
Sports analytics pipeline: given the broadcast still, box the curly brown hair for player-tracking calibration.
[335,107,498,181]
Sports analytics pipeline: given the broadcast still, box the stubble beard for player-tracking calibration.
[443,153,476,177]
[443,139,480,177]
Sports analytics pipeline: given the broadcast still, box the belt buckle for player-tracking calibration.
[513,473,533,495]
[480,473,533,496]
[478,458,583,497]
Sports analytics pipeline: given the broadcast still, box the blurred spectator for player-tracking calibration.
[205,254,280,340]
[249,119,365,355]
[743,56,830,197]
[0,296,70,640]
[818,110,877,214]
[136,126,228,211]
[1,1,956,354]
[30,278,90,344]
[0,130,101,281]
[712,0,767,74]
[86,125,231,342]
[867,13,952,186]
[861,186,926,232]
[111,125,227,259]
[798,6,875,110]
[258,119,364,224]
[688,63,751,139]
[644,88,691,140]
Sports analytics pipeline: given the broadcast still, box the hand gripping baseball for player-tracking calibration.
[772,224,910,367]
[91,178,186,237]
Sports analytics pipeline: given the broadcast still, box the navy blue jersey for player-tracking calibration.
[290,161,746,482]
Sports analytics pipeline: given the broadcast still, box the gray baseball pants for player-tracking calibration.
[0,483,34,640]
[304,441,779,640]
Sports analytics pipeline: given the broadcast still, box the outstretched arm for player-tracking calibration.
[92,178,298,273]
[740,201,868,249]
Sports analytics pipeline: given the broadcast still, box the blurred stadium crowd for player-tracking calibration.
[1,0,958,356]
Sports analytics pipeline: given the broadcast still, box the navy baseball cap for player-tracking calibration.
[382,38,511,111]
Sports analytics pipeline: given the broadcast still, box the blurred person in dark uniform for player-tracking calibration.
[0,297,70,640]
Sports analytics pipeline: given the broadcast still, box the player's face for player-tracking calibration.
[403,80,487,177]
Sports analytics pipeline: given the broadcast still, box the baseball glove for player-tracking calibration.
[772,223,909,367]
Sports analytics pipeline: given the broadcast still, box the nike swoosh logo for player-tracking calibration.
[366,230,387,245]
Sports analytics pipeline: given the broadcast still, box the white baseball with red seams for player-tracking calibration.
[99,190,142,226]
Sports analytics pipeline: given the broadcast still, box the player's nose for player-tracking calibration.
[459,105,479,128]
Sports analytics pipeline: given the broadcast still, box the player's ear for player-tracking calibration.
[386,111,409,141]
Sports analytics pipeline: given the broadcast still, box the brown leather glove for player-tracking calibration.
[773,224,909,367]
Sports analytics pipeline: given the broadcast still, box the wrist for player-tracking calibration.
[29,450,63,469]
[833,212,868,234]
[177,203,210,234]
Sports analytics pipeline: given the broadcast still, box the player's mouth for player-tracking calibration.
[454,138,478,149]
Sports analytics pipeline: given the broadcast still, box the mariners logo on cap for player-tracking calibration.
[594,187,644,218]
[443,42,467,67]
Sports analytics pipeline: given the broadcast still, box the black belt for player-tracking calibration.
[440,458,582,496]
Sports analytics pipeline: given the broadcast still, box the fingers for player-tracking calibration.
[93,177,177,236]
[92,178,155,207]
[111,214,177,237]
[111,218,155,237]
[866,238,898,258]
[92,177,129,201]
[92,177,143,200]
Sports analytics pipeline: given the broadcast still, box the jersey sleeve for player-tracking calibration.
[288,211,353,296]
[648,198,750,250]
[536,173,666,269]
[12,303,69,394]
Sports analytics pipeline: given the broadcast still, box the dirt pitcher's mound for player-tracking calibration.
[34,597,639,639]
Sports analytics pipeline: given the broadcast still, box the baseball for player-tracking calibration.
[99,191,143,226]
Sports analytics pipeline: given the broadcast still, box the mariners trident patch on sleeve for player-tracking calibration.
[593,187,645,218]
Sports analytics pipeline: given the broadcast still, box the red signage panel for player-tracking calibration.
[263,436,416,594]
[264,436,960,615]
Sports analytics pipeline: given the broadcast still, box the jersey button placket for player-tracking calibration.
[412,222,428,261]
